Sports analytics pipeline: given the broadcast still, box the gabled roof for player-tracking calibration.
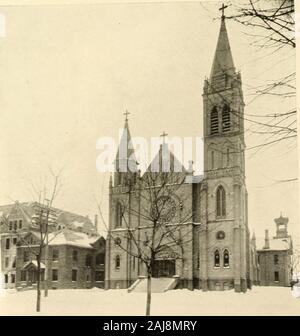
[21,229,103,249]
[0,202,97,234]
[144,143,187,175]
[22,261,46,270]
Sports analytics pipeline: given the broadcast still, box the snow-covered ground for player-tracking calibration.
[0,287,299,316]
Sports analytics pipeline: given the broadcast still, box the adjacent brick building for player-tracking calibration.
[257,215,293,287]
[0,201,105,290]
[15,230,105,290]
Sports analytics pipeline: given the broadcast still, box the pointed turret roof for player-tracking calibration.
[210,16,235,81]
[115,119,138,173]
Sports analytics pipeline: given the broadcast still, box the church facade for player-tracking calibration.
[105,15,254,292]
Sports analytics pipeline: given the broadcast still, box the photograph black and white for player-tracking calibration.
[0,0,299,316]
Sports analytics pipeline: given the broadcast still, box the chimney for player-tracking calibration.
[264,229,270,249]
[94,214,98,233]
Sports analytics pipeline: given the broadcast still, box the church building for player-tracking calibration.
[105,13,253,292]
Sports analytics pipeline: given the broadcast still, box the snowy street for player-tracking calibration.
[0,287,299,316]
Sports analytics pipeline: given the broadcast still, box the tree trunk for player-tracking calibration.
[36,255,41,312]
[44,239,49,297]
[146,269,152,316]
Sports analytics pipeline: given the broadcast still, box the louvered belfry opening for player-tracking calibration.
[210,106,219,135]
[222,104,230,132]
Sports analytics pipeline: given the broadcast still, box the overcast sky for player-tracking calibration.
[0,1,298,243]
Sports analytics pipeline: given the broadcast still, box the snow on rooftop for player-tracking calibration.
[257,237,291,251]
[71,220,84,228]
[48,230,97,249]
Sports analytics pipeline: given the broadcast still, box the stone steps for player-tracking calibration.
[129,277,179,293]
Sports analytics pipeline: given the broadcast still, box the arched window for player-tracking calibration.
[210,106,219,135]
[214,250,220,267]
[96,253,105,265]
[85,254,92,267]
[222,104,230,132]
[115,202,123,228]
[223,249,229,267]
[115,255,120,270]
[216,185,226,217]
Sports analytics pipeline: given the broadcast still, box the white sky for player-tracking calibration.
[0,0,298,243]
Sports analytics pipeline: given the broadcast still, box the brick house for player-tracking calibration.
[0,201,104,290]
[15,230,105,290]
[257,215,293,287]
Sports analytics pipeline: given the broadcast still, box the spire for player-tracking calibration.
[210,15,235,81]
[114,114,138,186]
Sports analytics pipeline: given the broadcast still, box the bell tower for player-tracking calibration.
[200,11,249,292]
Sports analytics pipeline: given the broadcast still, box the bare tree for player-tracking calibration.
[230,0,295,49]
[97,167,195,316]
[291,245,300,282]
[228,0,297,154]
[0,172,61,312]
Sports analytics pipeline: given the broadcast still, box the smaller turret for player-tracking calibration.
[274,213,289,239]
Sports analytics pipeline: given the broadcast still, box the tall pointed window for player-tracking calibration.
[216,185,226,217]
[222,104,230,132]
[210,107,219,135]
[214,250,220,267]
[115,255,121,270]
[115,202,123,228]
[223,249,229,267]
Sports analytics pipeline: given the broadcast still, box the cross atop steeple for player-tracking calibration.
[219,3,228,19]
[209,3,235,81]
[160,131,168,144]
[124,110,130,122]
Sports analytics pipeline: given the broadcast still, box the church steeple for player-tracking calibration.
[210,15,235,83]
[201,8,248,292]
[114,113,138,187]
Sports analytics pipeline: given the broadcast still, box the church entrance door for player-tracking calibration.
[153,259,175,278]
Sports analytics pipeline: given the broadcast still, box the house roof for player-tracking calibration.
[27,229,102,249]
[47,229,100,249]
[0,202,97,234]
[256,236,292,251]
